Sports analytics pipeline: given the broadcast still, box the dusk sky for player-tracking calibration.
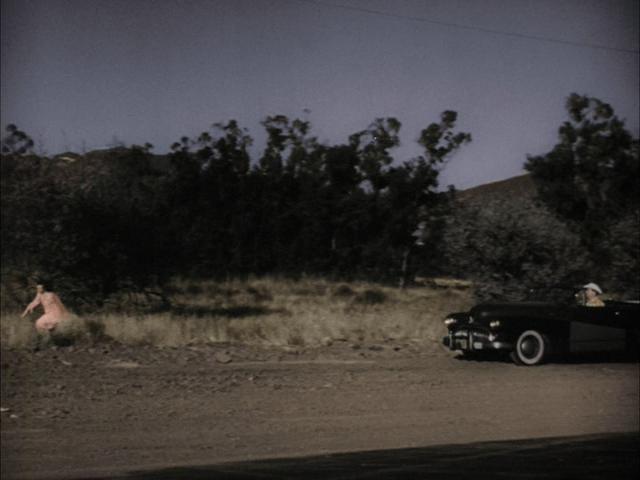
[1,0,638,188]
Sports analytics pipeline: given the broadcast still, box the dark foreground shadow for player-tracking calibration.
[83,432,639,480]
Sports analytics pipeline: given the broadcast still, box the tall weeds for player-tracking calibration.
[1,277,473,349]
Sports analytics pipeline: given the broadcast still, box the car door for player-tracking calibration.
[569,305,627,353]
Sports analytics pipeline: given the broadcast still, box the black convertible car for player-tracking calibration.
[442,287,640,365]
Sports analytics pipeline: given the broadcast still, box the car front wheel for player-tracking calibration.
[510,330,550,366]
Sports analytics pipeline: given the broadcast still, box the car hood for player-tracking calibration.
[467,302,569,324]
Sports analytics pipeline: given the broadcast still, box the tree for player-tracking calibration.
[1,112,477,306]
[349,117,401,193]
[418,111,472,167]
[258,115,317,177]
[525,94,639,293]
[1,140,175,310]
[1,124,35,155]
[405,111,471,286]
[525,94,639,237]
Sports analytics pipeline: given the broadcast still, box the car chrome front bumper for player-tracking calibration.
[443,329,512,352]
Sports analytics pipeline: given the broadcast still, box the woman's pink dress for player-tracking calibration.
[26,292,69,332]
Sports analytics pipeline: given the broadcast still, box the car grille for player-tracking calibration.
[450,328,491,350]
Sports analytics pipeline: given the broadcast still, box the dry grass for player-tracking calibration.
[0,277,474,349]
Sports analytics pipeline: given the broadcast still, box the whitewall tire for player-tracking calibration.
[511,330,550,366]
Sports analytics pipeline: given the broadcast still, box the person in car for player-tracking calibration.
[582,282,605,307]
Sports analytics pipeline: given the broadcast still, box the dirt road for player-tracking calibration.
[1,341,638,479]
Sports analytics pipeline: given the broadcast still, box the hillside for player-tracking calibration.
[456,174,536,205]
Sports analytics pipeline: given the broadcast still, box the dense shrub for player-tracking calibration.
[442,196,587,301]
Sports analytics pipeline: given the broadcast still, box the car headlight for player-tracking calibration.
[444,317,457,326]
[489,320,501,328]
